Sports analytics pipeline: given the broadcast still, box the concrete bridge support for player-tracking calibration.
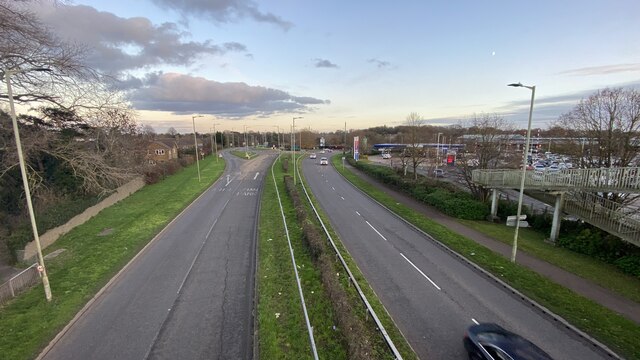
[488,189,500,222]
[549,192,565,243]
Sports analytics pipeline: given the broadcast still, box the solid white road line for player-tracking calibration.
[400,253,441,291]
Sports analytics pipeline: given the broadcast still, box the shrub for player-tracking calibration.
[143,167,162,184]
[614,256,640,277]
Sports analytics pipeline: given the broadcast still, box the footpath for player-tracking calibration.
[345,162,640,324]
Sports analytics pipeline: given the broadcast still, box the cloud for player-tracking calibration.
[128,72,330,117]
[314,58,339,68]
[367,58,392,69]
[31,4,246,74]
[559,63,640,76]
[151,0,292,30]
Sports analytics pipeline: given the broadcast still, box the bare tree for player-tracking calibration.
[557,87,640,169]
[556,87,640,204]
[403,112,427,181]
[0,1,94,107]
[458,113,513,200]
[166,127,179,137]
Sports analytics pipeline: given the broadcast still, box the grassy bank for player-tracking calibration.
[333,156,640,359]
[458,220,640,303]
[0,156,225,360]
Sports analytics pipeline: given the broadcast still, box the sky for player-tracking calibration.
[26,0,640,134]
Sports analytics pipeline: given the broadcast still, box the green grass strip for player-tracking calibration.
[332,156,640,359]
[257,155,348,359]
[0,156,225,360]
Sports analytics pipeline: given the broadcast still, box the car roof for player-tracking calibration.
[468,324,553,360]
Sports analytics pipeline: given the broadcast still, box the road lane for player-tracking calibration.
[302,157,612,360]
[40,152,275,360]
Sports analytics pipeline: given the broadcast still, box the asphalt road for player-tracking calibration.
[302,157,611,360]
[39,151,275,360]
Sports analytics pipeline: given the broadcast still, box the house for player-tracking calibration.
[146,139,178,164]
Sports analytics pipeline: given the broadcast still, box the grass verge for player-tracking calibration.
[458,219,640,303]
[0,156,225,360]
[332,156,640,359]
[257,155,348,359]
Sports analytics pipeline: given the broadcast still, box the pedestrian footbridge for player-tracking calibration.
[472,167,640,247]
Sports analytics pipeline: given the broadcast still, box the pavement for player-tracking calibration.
[345,161,640,324]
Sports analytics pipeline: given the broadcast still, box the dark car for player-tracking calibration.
[463,323,553,360]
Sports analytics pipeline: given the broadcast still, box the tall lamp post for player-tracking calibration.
[211,122,220,162]
[436,132,443,170]
[508,82,536,263]
[244,125,248,157]
[292,116,303,185]
[192,115,204,182]
[274,125,281,149]
[3,67,53,301]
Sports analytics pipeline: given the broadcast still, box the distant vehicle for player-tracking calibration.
[309,153,317,159]
[320,150,326,154]
[434,168,444,177]
[464,323,553,360]
[382,153,391,159]
[320,157,328,165]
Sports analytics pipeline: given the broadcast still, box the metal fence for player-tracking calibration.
[0,263,39,306]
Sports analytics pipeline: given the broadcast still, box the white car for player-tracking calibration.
[309,153,317,159]
[381,153,391,159]
[320,157,328,165]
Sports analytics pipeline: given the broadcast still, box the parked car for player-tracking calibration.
[309,153,317,159]
[434,168,444,177]
[319,157,328,165]
[463,323,553,360]
[382,153,391,159]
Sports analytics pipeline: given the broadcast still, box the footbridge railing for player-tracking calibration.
[472,167,640,193]
[564,192,640,247]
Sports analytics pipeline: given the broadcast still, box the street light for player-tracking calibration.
[273,125,281,149]
[508,82,536,263]
[192,115,204,182]
[244,124,248,157]
[211,122,220,162]
[3,67,53,301]
[292,116,303,185]
[436,132,443,170]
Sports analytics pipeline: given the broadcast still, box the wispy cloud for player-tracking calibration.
[313,58,339,69]
[151,0,292,30]
[559,63,640,76]
[367,58,392,69]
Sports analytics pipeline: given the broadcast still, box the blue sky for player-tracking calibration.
[32,0,640,133]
